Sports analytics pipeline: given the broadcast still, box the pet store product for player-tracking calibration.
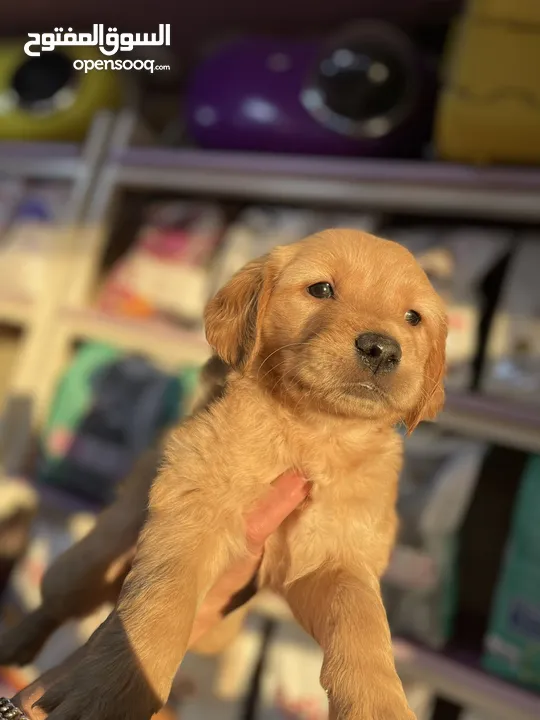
[382,424,487,649]
[186,22,435,157]
[0,179,24,237]
[386,224,510,390]
[435,0,540,164]
[38,343,186,505]
[482,236,540,405]
[0,182,71,301]
[98,202,226,325]
[482,454,540,691]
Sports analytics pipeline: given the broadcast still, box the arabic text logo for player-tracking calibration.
[24,24,171,58]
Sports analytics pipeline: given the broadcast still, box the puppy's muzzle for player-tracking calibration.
[355,333,401,374]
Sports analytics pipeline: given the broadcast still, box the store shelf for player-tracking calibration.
[253,593,540,720]
[0,293,32,327]
[441,392,540,454]
[393,641,540,720]
[0,141,83,181]
[60,308,211,369]
[113,147,540,222]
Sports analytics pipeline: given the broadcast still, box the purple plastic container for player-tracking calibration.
[185,23,435,158]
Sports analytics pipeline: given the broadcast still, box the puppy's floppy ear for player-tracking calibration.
[405,316,447,434]
[204,254,275,370]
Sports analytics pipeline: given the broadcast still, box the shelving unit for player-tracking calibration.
[60,308,210,369]
[0,141,82,182]
[2,108,540,720]
[441,392,540,454]
[1,107,536,461]
[393,641,540,720]
[110,145,540,222]
[0,293,32,328]
[0,112,116,462]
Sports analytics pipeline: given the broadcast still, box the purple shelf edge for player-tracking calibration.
[445,392,540,428]
[0,141,81,161]
[113,147,540,191]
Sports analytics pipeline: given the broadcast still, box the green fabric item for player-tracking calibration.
[38,342,203,505]
[482,455,540,690]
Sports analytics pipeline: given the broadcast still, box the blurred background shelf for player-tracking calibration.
[0,142,83,181]
[440,393,540,454]
[60,308,210,369]
[0,293,32,328]
[392,640,540,720]
[253,592,540,720]
[112,147,540,222]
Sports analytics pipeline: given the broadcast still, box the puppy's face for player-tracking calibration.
[205,230,447,431]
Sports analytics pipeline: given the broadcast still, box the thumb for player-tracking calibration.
[246,471,309,552]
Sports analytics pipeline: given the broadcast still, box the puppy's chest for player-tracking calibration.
[260,424,402,587]
[281,424,377,490]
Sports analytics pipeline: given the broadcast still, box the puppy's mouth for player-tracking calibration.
[345,380,389,402]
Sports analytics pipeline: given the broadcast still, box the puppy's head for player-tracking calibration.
[205,230,446,432]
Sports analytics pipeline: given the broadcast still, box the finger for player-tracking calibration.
[246,471,309,550]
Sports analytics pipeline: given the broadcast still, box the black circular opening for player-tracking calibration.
[315,41,409,122]
[11,51,75,108]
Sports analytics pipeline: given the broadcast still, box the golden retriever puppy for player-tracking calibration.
[34,229,446,720]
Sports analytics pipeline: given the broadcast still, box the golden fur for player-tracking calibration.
[0,230,446,720]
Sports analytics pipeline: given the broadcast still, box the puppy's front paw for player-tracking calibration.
[38,649,160,720]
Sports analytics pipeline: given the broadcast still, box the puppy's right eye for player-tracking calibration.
[307,282,334,299]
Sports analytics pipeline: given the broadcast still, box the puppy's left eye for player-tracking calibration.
[405,310,422,326]
[308,282,334,299]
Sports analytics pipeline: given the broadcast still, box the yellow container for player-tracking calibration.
[469,0,540,23]
[434,3,540,164]
[0,43,123,142]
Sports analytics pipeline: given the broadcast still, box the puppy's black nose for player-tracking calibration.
[355,333,402,374]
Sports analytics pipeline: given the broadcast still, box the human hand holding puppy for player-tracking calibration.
[10,471,310,720]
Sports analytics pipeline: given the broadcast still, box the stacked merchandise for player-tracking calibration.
[382,425,487,649]
[0,180,71,301]
[482,236,540,405]
[482,454,540,691]
[97,201,227,327]
[0,179,71,403]
[36,342,196,505]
